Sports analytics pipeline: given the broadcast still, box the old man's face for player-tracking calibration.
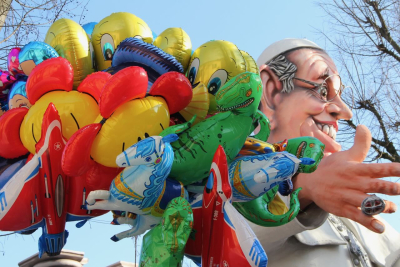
[262,49,352,155]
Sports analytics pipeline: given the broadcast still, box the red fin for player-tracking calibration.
[149,72,192,114]
[61,123,101,177]
[26,57,73,104]
[0,108,29,158]
[77,72,111,103]
[99,66,147,118]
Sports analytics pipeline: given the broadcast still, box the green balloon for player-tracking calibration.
[233,185,301,227]
[285,136,325,173]
[169,72,269,185]
[139,197,193,267]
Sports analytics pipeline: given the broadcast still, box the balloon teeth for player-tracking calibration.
[217,98,254,112]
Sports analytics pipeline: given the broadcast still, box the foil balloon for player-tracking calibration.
[7,80,31,110]
[91,12,153,70]
[7,47,25,77]
[0,70,16,114]
[0,57,100,158]
[81,22,97,39]
[285,137,325,173]
[153,28,192,72]
[61,68,192,171]
[200,146,268,267]
[19,41,59,75]
[84,135,187,218]
[186,40,259,116]
[169,72,268,185]
[45,18,95,88]
[107,38,184,92]
[139,197,193,267]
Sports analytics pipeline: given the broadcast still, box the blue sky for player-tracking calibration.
[1,0,399,266]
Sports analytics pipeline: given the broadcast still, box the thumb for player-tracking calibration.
[343,125,371,162]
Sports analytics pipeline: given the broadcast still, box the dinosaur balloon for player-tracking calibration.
[168,72,269,185]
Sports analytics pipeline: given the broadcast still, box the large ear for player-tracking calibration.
[0,108,29,158]
[26,57,74,104]
[61,123,101,176]
[77,72,111,103]
[259,65,284,112]
[149,72,192,114]
[99,66,147,118]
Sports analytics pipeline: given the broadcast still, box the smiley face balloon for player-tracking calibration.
[91,12,153,71]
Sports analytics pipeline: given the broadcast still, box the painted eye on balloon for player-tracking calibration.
[100,33,115,61]
[187,58,200,87]
[145,156,152,162]
[207,69,228,95]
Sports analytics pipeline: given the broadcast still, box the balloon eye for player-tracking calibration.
[246,89,252,97]
[100,33,115,61]
[208,77,221,95]
[145,156,152,162]
[207,69,228,95]
[187,58,199,86]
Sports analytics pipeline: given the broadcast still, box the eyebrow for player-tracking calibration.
[318,67,329,79]
[99,21,108,28]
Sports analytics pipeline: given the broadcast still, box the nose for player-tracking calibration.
[325,96,352,120]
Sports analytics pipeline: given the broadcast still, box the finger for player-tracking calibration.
[360,180,400,196]
[340,190,397,213]
[343,125,371,162]
[340,204,385,233]
[348,162,400,178]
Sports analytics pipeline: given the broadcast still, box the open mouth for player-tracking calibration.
[19,103,29,108]
[313,119,337,140]
[217,98,254,112]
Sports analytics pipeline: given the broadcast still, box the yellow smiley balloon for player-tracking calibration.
[92,12,153,71]
[186,40,258,115]
[20,91,100,154]
[45,19,95,88]
[153,27,192,72]
[90,96,170,168]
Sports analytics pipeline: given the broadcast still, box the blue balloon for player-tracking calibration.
[19,41,59,65]
[82,22,97,38]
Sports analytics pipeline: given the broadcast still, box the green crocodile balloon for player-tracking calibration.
[167,72,269,185]
[139,197,193,267]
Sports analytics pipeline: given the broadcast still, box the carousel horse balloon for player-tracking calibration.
[91,12,153,71]
[45,18,95,88]
[84,135,187,222]
[19,41,59,75]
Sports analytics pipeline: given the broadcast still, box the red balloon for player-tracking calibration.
[77,72,111,103]
[26,57,74,104]
[149,72,193,114]
[61,123,101,177]
[99,66,147,118]
[0,108,29,158]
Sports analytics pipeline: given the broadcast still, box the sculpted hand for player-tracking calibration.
[294,125,400,233]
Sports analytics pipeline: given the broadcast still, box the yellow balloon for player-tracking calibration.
[153,28,192,72]
[20,91,100,154]
[45,19,95,88]
[187,40,255,114]
[92,12,153,71]
[90,96,170,168]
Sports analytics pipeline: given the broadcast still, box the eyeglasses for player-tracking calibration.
[293,74,346,103]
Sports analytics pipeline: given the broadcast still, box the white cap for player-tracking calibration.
[257,38,322,67]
